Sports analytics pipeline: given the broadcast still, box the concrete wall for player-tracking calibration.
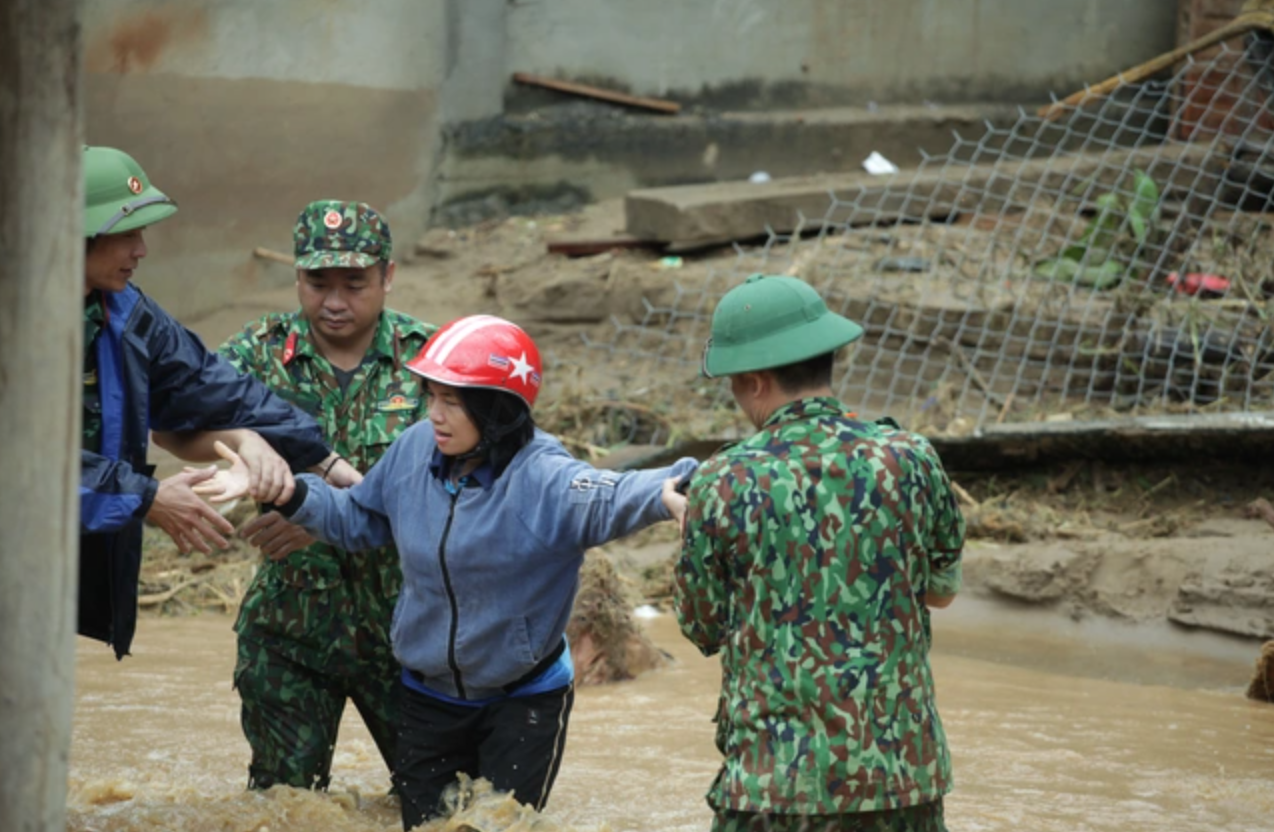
[505,0,1177,107]
[84,0,450,317]
[83,0,1179,312]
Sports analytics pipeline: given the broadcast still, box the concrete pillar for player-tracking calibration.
[0,0,83,830]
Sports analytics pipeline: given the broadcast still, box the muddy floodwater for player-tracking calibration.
[67,604,1274,832]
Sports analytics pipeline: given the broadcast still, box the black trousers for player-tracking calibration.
[393,679,575,830]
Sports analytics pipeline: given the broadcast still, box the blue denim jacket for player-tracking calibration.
[289,424,696,701]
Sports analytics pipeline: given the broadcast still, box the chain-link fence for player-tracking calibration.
[590,40,1274,445]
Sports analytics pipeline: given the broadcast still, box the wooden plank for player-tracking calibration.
[546,235,662,257]
[624,143,1217,247]
[513,72,681,115]
[253,246,293,266]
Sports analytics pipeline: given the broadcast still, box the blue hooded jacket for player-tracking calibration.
[287,423,697,701]
[81,284,330,658]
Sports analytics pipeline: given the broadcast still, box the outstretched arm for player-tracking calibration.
[532,442,699,552]
[153,428,298,504]
[273,474,394,552]
[142,296,330,468]
[249,433,408,552]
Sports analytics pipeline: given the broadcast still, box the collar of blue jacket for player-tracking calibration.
[428,446,496,490]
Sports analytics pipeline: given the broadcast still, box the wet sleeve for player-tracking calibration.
[80,450,157,534]
[673,467,735,656]
[533,442,698,552]
[142,300,330,470]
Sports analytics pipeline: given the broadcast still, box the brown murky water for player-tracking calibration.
[68,605,1274,832]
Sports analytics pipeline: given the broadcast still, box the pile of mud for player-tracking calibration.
[1248,641,1274,703]
[958,462,1274,640]
[566,550,670,684]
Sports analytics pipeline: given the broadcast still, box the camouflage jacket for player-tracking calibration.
[219,309,435,674]
[82,293,105,453]
[675,396,965,815]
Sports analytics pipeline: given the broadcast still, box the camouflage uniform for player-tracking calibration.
[676,397,965,832]
[219,200,436,790]
[82,294,105,452]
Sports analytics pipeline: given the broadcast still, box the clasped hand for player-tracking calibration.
[183,440,314,560]
[189,438,295,506]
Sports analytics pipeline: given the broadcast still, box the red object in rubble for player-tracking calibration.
[1165,272,1231,296]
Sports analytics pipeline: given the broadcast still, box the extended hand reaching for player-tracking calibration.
[190,440,252,504]
[148,467,236,554]
[239,511,316,560]
[191,439,296,505]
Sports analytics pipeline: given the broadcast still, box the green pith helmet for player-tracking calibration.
[701,274,864,377]
[83,146,178,238]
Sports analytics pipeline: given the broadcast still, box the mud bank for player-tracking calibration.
[962,518,1274,640]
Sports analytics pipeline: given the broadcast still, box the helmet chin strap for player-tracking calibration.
[453,408,530,463]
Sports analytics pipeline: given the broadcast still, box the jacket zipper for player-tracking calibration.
[438,489,466,698]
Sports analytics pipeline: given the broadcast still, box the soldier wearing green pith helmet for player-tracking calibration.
[218,200,437,791]
[662,274,966,832]
[80,147,339,661]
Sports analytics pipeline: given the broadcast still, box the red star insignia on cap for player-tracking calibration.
[323,210,342,229]
[127,176,143,195]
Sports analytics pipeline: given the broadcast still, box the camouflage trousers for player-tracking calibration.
[712,799,947,832]
[234,637,400,791]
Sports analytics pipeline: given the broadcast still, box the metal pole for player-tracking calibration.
[0,0,83,829]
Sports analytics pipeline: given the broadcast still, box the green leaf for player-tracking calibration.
[1129,170,1160,224]
[1082,245,1112,264]
[1034,257,1081,281]
[1074,260,1124,289]
[1129,212,1149,244]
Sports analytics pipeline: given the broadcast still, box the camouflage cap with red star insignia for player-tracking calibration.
[293,200,393,270]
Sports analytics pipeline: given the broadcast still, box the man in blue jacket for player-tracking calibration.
[80,145,355,660]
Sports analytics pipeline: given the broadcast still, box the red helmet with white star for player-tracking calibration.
[406,315,543,407]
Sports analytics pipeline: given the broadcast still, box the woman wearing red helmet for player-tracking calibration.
[263,315,698,828]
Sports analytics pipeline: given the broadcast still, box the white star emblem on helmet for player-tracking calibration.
[509,351,534,384]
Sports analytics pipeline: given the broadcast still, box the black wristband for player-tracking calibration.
[322,455,344,479]
[269,477,309,518]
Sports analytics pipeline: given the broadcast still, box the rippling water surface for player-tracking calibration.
[67,608,1274,832]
